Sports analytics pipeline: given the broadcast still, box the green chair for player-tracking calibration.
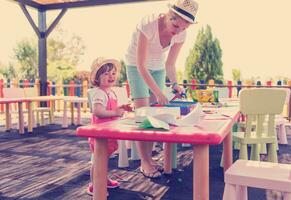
[233,88,286,162]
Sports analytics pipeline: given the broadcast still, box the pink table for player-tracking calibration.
[77,107,240,200]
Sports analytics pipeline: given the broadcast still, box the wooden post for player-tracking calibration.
[35,79,40,107]
[245,80,252,88]
[208,79,214,88]
[69,80,75,96]
[56,81,62,112]
[12,78,18,88]
[191,79,197,90]
[0,79,4,112]
[237,80,242,96]
[63,80,69,96]
[23,79,29,88]
[47,81,51,107]
[227,80,232,98]
[288,80,291,121]
[35,79,40,95]
[82,80,88,112]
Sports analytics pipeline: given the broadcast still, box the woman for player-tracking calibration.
[125,0,199,178]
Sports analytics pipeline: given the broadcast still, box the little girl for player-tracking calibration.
[87,57,126,196]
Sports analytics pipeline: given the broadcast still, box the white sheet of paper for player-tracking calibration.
[135,107,180,122]
[176,103,204,127]
[147,116,170,130]
[152,113,177,125]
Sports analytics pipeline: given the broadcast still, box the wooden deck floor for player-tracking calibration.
[0,117,290,200]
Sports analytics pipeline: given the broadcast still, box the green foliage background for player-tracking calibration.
[185,25,223,83]
[0,27,85,82]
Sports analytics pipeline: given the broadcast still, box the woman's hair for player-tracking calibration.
[93,63,116,86]
[168,10,189,24]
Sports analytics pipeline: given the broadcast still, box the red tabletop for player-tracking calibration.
[76,107,240,145]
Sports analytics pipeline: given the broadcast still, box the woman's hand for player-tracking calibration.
[156,92,169,105]
[172,84,185,99]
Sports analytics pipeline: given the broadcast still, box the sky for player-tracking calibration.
[1,0,291,81]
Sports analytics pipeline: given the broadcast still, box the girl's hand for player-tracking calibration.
[115,108,125,117]
[119,104,133,112]
[156,92,169,105]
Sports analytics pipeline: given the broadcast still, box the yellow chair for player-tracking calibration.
[233,88,286,162]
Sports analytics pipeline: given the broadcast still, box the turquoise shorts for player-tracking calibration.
[126,65,166,99]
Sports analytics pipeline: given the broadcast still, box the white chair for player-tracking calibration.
[223,160,291,200]
[275,88,290,144]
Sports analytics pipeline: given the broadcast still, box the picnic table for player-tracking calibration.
[77,105,240,200]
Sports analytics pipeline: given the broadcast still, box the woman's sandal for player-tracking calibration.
[140,167,162,179]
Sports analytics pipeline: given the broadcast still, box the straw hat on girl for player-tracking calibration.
[90,57,121,86]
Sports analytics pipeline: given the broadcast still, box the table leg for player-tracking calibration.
[70,102,74,125]
[76,102,81,125]
[27,102,33,133]
[62,101,68,128]
[164,142,172,174]
[193,144,209,200]
[93,139,108,200]
[18,102,24,134]
[5,103,10,131]
[223,131,233,172]
[49,100,55,124]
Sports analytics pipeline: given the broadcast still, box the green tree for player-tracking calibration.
[0,62,17,80]
[48,28,85,82]
[48,60,75,82]
[118,60,127,86]
[232,68,242,82]
[13,38,37,79]
[12,27,85,82]
[185,25,223,83]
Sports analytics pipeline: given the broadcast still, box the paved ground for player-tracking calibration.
[0,116,290,200]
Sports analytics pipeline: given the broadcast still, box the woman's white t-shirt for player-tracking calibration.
[125,14,186,71]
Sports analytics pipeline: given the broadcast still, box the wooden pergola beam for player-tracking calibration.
[14,0,164,10]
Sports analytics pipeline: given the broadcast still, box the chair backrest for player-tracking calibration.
[23,87,39,97]
[239,88,286,115]
[280,88,290,117]
[239,88,286,137]
[3,88,25,98]
[87,88,94,112]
